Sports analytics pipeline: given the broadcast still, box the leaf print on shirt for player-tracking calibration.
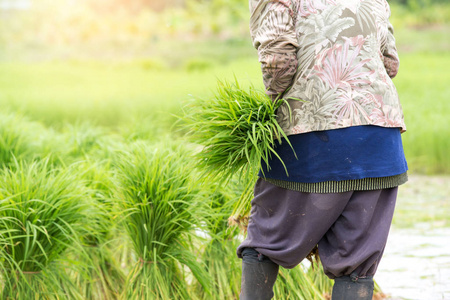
[255,9,296,51]
[261,52,298,96]
[266,0,297,19]
[335,0,360,13]
[333,0,375,29]
[355,0,377,31]
[252,4,299,96]
[331,88,371,126]
[297,0,336,17]
[288,83,336,134]
[296,4,354,77]
[369,104,404,128]
[312,36,375,91]
[311,37,377,126]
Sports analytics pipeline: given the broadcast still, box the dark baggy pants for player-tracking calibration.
[237,178,398,279]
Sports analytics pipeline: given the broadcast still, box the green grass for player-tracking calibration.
[0,58,259,127]
[396,52,450,173]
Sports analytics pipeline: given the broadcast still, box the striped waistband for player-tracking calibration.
[263,172,408,193]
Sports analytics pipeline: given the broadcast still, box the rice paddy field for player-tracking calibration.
[0,1,449,299]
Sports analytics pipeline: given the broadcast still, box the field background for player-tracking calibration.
[0,0,449,299]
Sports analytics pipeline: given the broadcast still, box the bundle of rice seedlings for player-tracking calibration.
[195,178,245,299]
[373,281,387,299]
[182,79,296,226]
[70,161,125,300]
[200,237,242,300]
[273,265,328,300]
[0,160,89,299]
[306,259,333,299]
[114,142,210,300]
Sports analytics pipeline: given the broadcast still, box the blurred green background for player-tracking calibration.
[0,0,449,174]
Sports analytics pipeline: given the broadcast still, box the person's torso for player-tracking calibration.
[252,0,406,135]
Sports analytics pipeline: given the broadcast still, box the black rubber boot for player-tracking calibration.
[331,272,374,300]
[239,247,279,300]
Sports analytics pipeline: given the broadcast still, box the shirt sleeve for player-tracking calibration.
[249,0,299,99]
[382,4,400,78]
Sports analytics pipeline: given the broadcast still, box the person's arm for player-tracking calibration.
[249,0,299,100]
[381,3,399,78]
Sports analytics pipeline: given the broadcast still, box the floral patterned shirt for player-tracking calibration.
[249,0,406,135]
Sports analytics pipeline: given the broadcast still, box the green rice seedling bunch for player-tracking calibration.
[306,259,333,299]
[70,160,125,300]
[273,265,328,300]
[0,160,89,299]
[195,178,245,299]
[199,238,242,300]
[202,176,245,239]
[183,79,294,225]
[75,160,118,246]
[114,142,210,300]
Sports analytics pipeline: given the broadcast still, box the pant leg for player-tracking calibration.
[237,178,353,269]
[240,247,279,300]
[331,273,374,300]
[318,187,398,279]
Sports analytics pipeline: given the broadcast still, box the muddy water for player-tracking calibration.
[376,226,450,300]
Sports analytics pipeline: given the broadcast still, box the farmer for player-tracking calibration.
[237,1,407,299]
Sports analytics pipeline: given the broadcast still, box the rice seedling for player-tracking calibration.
[201,177,245,239]
[273,265,328,300]
[114,142,210,300]
[70,160,125,300]
[0,159,89,299]
[183,79,293,180]
[199,238,242,300]
[194,178,245,299]
[182,79,296,225]
[75,160,117,246]
[305,259,333,299]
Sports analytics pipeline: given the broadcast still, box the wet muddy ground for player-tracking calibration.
[377,227,450,299]
[376,175,450,300]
